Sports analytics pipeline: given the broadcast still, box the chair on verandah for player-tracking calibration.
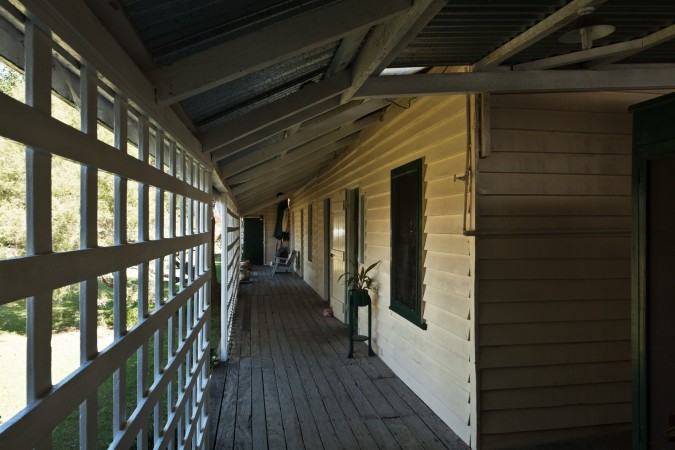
[272,250,298,275]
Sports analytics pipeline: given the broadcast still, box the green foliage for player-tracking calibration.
[0,137,26,259]
[0,63,19,95]
[338,259,381,291]
[0,276,143,335]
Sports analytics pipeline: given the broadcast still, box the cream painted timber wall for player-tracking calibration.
[292,94,476,446]
[476,91,659,449]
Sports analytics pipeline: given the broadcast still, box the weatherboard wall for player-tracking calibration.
[291,94,476,446]
[475,91,659,449]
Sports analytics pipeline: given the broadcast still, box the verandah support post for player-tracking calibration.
[224,194,230,361]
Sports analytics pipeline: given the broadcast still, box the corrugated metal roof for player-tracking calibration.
[506,0,675,65]
[119,0,337,65]
[392,0,570,67]
[183,43,337,130]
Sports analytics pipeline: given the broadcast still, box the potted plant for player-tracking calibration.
[339,260,380,306]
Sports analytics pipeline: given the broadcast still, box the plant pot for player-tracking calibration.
[348,289,370,307]
[239,266,251,282]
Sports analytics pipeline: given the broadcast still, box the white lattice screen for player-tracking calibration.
[0,1,236,448]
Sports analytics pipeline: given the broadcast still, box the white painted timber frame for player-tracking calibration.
[0,3,240,450]
[222,199,241,361]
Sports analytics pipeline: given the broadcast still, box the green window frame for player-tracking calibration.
[358,193,365,265]
[307,203,313,262]
[390,158,426,329]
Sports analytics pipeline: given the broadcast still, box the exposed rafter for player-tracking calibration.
[342,0,447,102]
[326,30,369,77]
[83,0,155,72]
[231,153,335,196]
[199,72,351,153]
[220,112,381,178]
[228,136,358,185]
[472,0,609,72]
[515,24,675,71]
[150,0,410,105]
[355,68,675,98]
[237,178,312,214]
[587,24,675,69]
[209,97,342,161]
[219,100,386,174]
[237,175,317,204]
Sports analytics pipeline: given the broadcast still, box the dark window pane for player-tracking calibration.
[392,167,419,311]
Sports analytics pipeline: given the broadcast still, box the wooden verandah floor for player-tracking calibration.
[207,265,468,449]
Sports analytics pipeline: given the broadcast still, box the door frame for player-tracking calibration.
[346,187,360,272]
[329,190,348,322]
[632,140,675,450]
[242,216,265,265]
[323,198,331,301]
[631,92,675,450]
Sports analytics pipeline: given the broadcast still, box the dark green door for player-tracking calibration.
[631,93,675,449]
[243,217,264,265]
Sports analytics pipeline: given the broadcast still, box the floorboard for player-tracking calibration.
[208,266,469,449]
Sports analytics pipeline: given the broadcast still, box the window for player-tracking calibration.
[390,158,426,329]
[308,203,313,261]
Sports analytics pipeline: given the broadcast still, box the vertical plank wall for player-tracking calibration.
[292,95,476,445]
[476,92,658,449]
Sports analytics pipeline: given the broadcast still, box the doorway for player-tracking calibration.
[329,190,346,321]
[243,217,264,265]
[632,93,675,449]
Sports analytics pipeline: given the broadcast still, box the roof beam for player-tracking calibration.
[326,30,369,77]
[209,97,343,160]
[587,24,675,69]
[231,153,334,196]
[221,113,379,179]
[515,24,675,71]
[219,101,386,175]
[237,179,312,214]
[199,71,350,153]
[239,197,289,217]
[229,144,344,191]
[236,174,317,202]
[150,0,410,105]
[342,0,447,102]
[228,135,357,185]
[355,68,675,98]
[472,0,609,72]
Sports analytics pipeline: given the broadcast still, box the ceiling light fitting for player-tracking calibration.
[559,10,615,50]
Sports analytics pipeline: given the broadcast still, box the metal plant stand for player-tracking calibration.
[347,293,374,358]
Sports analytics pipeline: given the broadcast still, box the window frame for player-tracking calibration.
[307,203,313,262]
[389,158,426,329]
[358,193,365,265]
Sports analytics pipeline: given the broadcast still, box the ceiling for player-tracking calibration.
[14,1,675,213]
